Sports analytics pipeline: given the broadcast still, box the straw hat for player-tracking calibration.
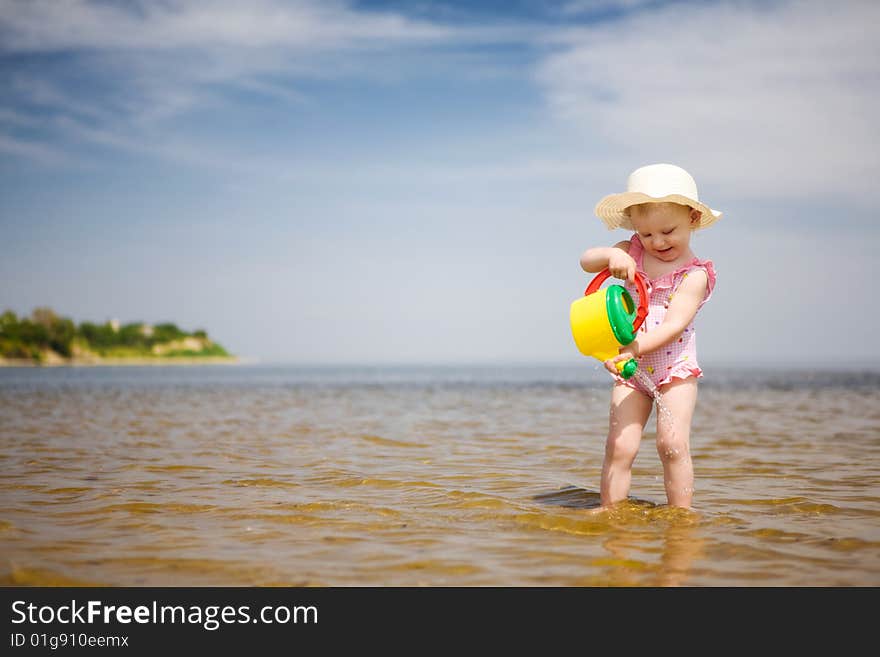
[594,163,722,231]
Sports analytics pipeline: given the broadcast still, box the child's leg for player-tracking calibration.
[655,377,698,508]
[600,383,653,507]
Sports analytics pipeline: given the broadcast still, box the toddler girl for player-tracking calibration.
[579,163,721,509]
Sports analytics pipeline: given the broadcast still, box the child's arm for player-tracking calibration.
[580,240,636,282]
[618,269,709,360]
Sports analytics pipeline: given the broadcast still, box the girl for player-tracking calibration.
[579,163,721,509]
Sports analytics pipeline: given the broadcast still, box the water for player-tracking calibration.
[1,363,879,586]
[631,368,676,432]
[630,369,676,432]
[630,368,688,500]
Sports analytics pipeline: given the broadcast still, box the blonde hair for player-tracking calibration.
[624,201,693,218]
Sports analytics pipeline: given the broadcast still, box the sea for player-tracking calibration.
[1,362,878,587]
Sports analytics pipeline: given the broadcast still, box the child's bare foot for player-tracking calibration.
[585,505,612,516]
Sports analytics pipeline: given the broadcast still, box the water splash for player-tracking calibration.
[631,369,676,439]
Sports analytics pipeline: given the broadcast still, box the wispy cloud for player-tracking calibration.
[0,0,532,167]
[559,0,663,17]
[537,0,880,202]
[0,133,71,165]
[4,0,878,207]
[0,0,457,53]
[0,107,43,127]
[0,0,459,125]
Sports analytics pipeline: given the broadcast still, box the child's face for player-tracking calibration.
[628,202,700,262]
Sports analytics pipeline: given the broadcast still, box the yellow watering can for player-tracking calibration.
[570,269,648,379]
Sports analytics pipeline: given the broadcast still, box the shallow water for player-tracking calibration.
[1,363,879,586]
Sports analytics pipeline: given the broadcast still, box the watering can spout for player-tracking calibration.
[619,358,638,379]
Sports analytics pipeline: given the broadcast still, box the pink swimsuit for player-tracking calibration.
[618,234,716,394]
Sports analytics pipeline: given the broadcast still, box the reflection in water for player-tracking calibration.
[533,486,705,586]
[656,521,705,587]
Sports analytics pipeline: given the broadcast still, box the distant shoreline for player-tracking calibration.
[0,356,241,368]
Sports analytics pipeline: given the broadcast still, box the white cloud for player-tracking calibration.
[0,134,70,165]
[0,107,41,127]
[0,0,457,53]
[4,0,878,210]
[0,0,537,163]
[560,0,659,16]
[0,0,459,128]
[536,0,880,203]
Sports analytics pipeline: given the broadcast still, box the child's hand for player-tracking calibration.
[603,353,633,376]
[603,344,639,376]
[607,248,636,283]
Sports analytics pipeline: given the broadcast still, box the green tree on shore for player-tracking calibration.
[0,308,231,363]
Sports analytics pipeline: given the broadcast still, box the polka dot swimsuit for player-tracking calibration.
[618,234,716,394]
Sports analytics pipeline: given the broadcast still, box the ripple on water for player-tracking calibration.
[222,478,300,488]
[717,496,842,515]
[358,434,428,448]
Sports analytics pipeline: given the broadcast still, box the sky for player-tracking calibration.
[1,0,878,367]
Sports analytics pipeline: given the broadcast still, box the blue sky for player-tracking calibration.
[1,0,878,366]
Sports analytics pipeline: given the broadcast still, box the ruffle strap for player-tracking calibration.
[627,234,716,302]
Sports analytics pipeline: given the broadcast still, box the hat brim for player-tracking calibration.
[594,192,722,231]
